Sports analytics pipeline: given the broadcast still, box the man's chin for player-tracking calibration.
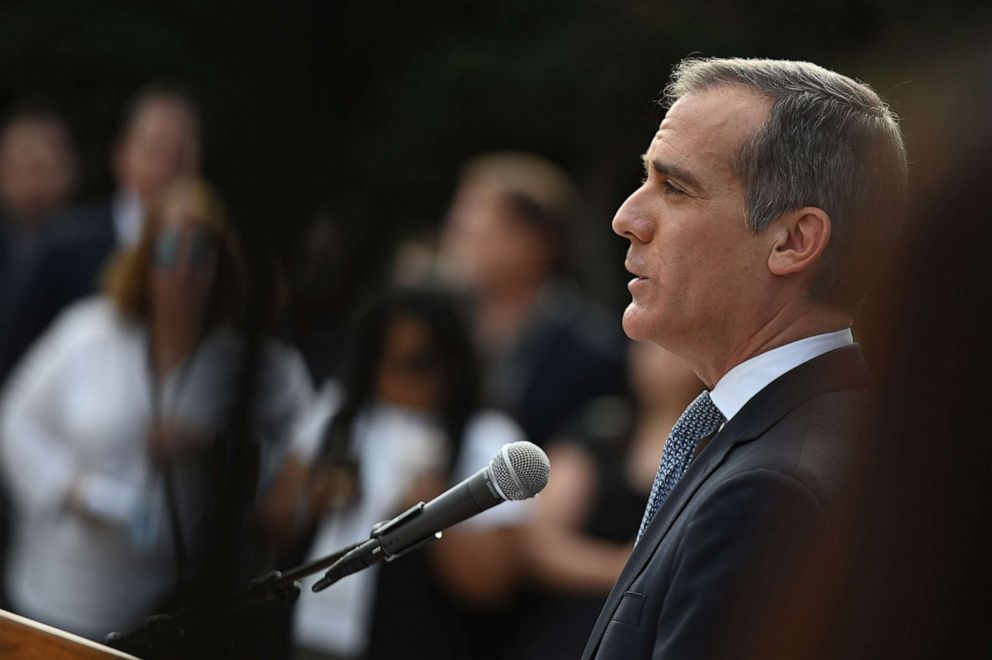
[621,305,659,342]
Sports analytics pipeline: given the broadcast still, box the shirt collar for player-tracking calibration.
[709,328,854,422]
[112,189,145,248]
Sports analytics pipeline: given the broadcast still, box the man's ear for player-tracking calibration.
[767,207,832,276]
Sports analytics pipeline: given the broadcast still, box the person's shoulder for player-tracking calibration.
[465,409,527,445]
[28,296,134,359]
[21,204,116,285]
[53,296,127,335]
[793,385,875,481]
[44,202,115,245]
[775,383,876,455]
[259,336,308,367]
[287,379,343,461]
[209,331,306,367]
[726,385,874,513]
[201,330,315,398]
[455,409,529,475]
[260,336,315,391]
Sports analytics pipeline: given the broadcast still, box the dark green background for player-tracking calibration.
[2,0,989,308]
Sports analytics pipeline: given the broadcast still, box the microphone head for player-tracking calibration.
[489,441,550,501]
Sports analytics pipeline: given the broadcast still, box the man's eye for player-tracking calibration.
[663,181,686,196]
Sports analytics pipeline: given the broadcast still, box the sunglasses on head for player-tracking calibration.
[153,227,217,270]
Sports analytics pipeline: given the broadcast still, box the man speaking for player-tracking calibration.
[582,58,907,659]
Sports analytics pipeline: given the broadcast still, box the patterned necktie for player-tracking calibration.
[635,391,725,545]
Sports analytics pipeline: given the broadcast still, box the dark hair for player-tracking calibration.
[501,190,566,273]
[320,287,480,471]
[3,96,69,128]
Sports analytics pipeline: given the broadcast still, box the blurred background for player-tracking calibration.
[0,0,987,303]
[0,1,991,659]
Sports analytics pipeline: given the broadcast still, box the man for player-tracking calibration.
[0,102,79,286]
[582,58,907,659]
[0,83,201,383]
[438,152,626,448]
[0,102,79,235]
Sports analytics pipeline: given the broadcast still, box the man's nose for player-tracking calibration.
[612,194,654,243]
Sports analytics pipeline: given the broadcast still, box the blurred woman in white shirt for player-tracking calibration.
[0,178,311,640]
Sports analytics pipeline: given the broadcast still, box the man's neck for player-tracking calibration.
[693,304,852,389]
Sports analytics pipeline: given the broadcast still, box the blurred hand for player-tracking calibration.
[148,421,214,465]
[67,473,144,528]
[307,459,361,514]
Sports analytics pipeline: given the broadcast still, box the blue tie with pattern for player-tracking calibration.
[635,391,726,545]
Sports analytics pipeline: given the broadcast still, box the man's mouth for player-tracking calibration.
[625,261,647,280]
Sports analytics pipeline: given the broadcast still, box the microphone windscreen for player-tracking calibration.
[489,441,550,501]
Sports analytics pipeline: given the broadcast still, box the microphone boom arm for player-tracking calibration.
[312,502,442,592]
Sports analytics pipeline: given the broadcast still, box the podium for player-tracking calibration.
[0,609,140,660]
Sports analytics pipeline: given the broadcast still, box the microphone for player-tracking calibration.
[312,440,550,592]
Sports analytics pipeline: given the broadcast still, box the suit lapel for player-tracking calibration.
[583,345,872,658]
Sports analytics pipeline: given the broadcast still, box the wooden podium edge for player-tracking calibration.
[0,609,140,660]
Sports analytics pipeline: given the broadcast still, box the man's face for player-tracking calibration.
[116,99,200,208]
[441,184,551,291]
[614,86,773,357]
[0,119,77,222]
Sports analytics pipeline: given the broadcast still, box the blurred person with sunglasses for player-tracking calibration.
[0,178,311,641]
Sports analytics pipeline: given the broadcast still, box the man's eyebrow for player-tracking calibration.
[640,154,704,192]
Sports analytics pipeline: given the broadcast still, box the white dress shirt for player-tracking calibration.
[112,190,144,248]
[0,297,312,639]
[709,329,854,423]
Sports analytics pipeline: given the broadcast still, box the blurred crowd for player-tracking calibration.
[3,63,992,659]
[0,83,697,660]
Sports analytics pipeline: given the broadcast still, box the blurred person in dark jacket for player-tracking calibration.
[438,152,626,448]
[0,83,201,384]
[0,100,79,278]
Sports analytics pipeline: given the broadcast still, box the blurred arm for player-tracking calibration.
[521,441,631,593]
[0,306,138,524]
[254,379,336,555]
[428,412,530,605]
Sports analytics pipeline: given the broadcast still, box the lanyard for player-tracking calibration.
[145,333,200,584]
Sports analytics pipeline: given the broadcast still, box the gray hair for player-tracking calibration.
[666,57,908,312]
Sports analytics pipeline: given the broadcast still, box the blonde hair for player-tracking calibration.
[103,177,247,325]
[458,151,578,224]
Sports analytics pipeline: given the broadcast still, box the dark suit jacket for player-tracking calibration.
[581,345,873,660]
[484,283,628,447]
[0,202,115,383]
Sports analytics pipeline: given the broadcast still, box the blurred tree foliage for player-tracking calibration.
[0,0,989,306]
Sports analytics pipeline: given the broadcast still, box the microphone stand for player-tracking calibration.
[102,541,356,656]
[104,502,437,657]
